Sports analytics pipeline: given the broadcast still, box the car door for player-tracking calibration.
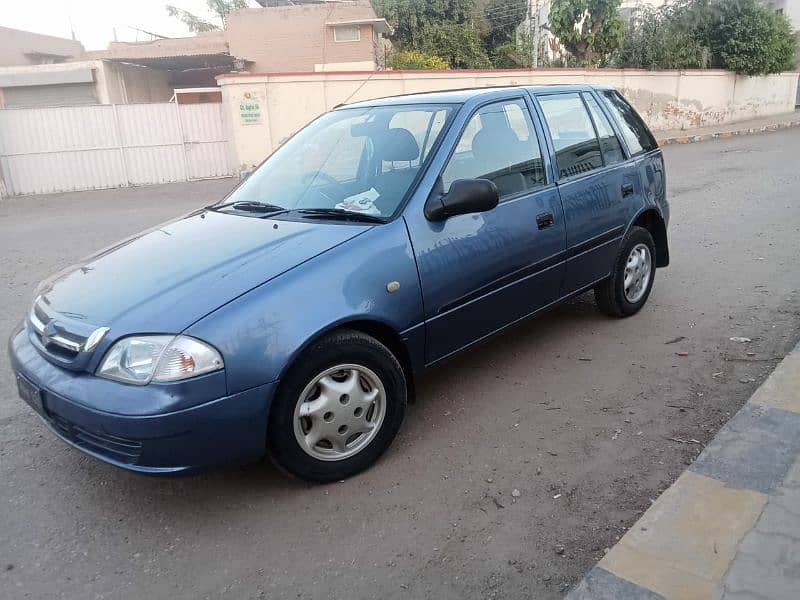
[403,96,567,365]
[536,91,632,295]
[598,88,667,228]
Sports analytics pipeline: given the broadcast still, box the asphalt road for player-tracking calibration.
[1,130,799,600]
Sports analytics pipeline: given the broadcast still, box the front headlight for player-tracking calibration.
[97,335,224,385]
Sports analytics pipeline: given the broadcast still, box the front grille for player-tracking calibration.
[45,409,143,464]
[28,297,96,368]
[32,331,80,361]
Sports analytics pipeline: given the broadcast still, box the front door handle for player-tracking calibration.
[621,183,635,198]
[536,212,554,230]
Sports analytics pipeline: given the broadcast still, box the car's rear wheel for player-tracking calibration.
[267,329,406,482]
[594,226,656,317]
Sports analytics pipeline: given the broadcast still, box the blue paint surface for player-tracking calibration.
[8,85,669,472]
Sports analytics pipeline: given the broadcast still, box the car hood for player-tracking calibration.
[38,210,371,334]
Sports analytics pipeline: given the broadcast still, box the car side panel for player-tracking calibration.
[638,150,669,226]
[591,89,669,230]
[555,163,631,292]
[185,219,425,395]
[401,94,567,365]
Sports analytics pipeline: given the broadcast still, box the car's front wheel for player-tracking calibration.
[267,329,406,482]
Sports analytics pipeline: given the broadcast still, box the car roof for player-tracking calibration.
[339,83,615,109]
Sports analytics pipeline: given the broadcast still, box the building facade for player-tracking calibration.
[765,0,800,30]
[0,1,390,109]
[227,1,390,72]
[0,26,85,67]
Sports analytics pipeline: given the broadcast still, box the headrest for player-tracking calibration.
[471,125,520,163]
[378,128,420,162]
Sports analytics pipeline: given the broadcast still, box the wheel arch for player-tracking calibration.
[276,318,418,405]
[631,208,669,267]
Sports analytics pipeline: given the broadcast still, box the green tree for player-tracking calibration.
[372,0,477,48]
[417,21,493,68]
[549,0,625,65]
[482,0,528,48]
[388,50,451,70]
[373,0,536,69]
[614,5,710,69]
[166,0,250,32]
[710,0,796,75]
[614,0,796,75]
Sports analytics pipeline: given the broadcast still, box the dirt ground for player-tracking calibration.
[1,130,799,600]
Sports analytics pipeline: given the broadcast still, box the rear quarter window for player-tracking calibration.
[601,90,658,156]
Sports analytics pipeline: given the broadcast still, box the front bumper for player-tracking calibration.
[9,328,276,474]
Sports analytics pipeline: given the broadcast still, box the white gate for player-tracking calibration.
[0,102,234,196]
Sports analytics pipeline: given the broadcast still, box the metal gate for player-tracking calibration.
[0,102,234,196]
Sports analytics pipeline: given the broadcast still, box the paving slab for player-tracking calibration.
[568,341,800,600]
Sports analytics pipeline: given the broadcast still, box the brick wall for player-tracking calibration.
[226,2,380,72]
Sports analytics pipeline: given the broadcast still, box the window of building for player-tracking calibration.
[539,93,603,179]
[334,25,361,43]
[442,99,546,199]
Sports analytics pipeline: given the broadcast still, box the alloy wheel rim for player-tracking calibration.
[623,243,652,303]
[293,364,387,461]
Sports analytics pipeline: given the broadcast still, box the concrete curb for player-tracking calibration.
[656,119,800,146]
[566,342,800,600]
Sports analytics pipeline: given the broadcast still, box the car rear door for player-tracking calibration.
[403,96,566,365]
[598,89,668,229]
[535,91,633,295]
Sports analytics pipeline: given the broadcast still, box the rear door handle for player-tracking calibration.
[536,212,554,230]
[621,183,635,198]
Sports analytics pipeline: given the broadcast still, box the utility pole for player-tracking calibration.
[529,0,541,68]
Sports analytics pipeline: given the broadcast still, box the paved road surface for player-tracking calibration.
[1,130,799,599]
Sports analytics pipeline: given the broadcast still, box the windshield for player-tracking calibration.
[218,104,454,219]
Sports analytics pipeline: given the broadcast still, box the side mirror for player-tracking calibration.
[425,178,499,221]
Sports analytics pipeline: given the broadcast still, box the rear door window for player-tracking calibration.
[538,93,603,180]
[600,90,658,156]
[583,93,625,166]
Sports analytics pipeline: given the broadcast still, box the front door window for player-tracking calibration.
[442,99,546,199]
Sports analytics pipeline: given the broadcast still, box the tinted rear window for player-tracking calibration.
[539,93,603,179]
[601,90,658,156]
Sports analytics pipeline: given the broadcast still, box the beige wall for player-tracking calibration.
[217,68,800,168]
[226,2,381,73]
[0,60,172,106]
[0,26,84,67]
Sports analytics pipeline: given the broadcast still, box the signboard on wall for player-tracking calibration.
[239,91,262,125]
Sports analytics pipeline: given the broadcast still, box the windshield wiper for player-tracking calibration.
[293,208,386,224]
[206,200,286,213]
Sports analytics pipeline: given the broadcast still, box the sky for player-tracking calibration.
[0,0,249,50]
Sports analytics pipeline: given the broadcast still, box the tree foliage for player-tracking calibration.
[388,50,451,70]
[710,0,796,75]
[166,0,249,32]
[373,0,518,69]
[482,0,528,49]
[549,0,625,65]
[372,0,478,49]
[613,6,710,69]
[416,21,493,68]
[615,0,796,75]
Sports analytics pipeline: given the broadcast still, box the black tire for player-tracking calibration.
[594,226,656,318]
[267,329,407,483]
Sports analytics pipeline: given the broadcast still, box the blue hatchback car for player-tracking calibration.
[9,85,669,482]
